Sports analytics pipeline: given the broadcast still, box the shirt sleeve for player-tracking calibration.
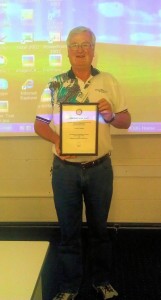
[108,74,128,113]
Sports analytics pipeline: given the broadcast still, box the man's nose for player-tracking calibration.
[77,45,84,52]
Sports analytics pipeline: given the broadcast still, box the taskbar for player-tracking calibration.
[0,122,161,136]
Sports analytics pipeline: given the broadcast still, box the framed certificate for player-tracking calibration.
[60,103,98,155]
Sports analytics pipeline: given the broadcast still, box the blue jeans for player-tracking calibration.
[52,155,113,293]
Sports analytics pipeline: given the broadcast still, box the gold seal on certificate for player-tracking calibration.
[60,103,98,155]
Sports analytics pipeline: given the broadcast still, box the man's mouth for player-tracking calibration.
[76,55,85,58]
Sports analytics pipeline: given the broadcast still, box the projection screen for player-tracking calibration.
[0,0,161,136]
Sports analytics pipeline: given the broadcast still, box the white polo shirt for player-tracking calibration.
[36,67,128,162]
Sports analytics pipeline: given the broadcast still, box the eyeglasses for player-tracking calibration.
[68,42,93,51]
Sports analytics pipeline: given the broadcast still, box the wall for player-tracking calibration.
[0,134,161,223]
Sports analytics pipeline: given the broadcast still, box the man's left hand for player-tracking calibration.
[98,98,114,122]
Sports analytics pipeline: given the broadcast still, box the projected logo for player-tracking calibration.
[0,101,8,112]
[22,55,35,67]
[0,55,7,65]
[22,79,34,90]
[49,54,62,66]
[0,79,8,90]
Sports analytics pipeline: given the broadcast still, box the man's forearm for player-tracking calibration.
[34,119,59,144]
[111,111,131,129]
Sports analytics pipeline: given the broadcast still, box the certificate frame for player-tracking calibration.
[60,103,98,155]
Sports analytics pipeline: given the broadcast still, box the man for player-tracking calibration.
[34,26,131,300]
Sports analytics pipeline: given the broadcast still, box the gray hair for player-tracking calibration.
[66,26,96,46]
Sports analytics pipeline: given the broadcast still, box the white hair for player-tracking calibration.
[66,26,96,45]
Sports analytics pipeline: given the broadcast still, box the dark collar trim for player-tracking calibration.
[68,66,100,79]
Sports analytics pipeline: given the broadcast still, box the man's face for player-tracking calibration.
[67,31,95,70]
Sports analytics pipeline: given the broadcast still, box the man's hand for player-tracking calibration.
[34,120,77,160]
[98,98,114,122]
[55,136,77,160]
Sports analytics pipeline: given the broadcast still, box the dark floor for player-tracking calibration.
[111,229,161,300]
[42,228,161,300]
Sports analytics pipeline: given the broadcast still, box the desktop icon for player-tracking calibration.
[0,78,8,89]
[41,88,51,102]
[22,55,35,67]
[0,35,6,44]
[0,100,8,112]
[22,79,34,90]
[48,32,61,43]
[0,55,7,65]
[49,54,62,66]
[21,33,34,43]
[21,9,34,22]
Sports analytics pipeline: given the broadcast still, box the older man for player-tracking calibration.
[34,26,131,300]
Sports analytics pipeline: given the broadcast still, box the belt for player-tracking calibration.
[57,154,110,169]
